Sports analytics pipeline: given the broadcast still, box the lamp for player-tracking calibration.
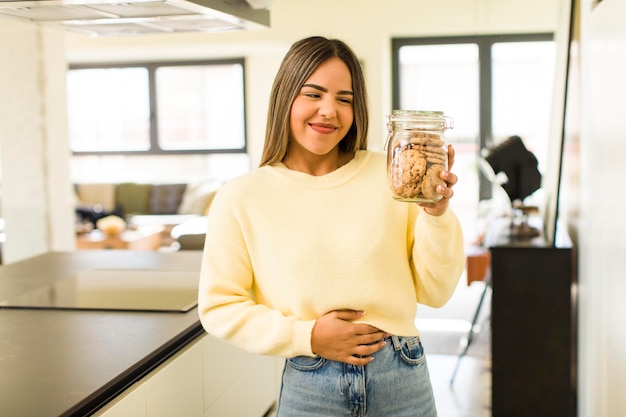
[479,135,542,237]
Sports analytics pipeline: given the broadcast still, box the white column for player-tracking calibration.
[0,18,74,264]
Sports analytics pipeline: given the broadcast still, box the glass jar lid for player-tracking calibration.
[387,110,453,131]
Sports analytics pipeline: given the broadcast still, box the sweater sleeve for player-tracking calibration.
[410,207,465,308]
[197,187,316,358]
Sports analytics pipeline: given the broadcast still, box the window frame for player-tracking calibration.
[68,58,248,156]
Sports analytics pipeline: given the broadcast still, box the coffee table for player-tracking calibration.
[76,225,165,251]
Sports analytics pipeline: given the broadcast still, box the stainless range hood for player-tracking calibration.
[0,0,270,36]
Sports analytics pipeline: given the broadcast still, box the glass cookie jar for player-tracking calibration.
[385,110,454,203]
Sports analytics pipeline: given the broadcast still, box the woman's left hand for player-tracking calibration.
[418,144,458,217]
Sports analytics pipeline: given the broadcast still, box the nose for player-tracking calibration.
[318,97,337,118]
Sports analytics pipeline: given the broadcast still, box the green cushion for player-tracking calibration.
[116,183,152,216]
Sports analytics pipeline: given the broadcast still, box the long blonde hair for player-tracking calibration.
[259,36,369,167]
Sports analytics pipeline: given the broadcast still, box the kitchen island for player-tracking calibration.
[0,251,277,416]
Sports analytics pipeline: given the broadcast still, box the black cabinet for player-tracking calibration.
[488,220,576,417]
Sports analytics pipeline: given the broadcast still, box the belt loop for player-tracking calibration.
[390,335,401,351]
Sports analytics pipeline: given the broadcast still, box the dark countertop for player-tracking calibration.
[0,250,205,417]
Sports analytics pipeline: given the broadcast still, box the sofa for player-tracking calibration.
[74,181,221,248]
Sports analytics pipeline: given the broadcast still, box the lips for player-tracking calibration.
[309,123,337,134]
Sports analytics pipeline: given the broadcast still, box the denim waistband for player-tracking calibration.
[384,335,421,350]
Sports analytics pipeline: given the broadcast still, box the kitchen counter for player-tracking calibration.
[0,251,205,416]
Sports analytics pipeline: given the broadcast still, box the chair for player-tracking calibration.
[170,216,209,250]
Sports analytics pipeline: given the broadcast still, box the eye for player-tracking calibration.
[304,92,321,99]
[338,97,353,104]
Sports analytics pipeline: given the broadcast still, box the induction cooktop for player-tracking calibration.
[0,269,200,313]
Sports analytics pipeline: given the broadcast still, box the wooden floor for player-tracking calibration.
[428,353,491,417]
[423,280,492,416]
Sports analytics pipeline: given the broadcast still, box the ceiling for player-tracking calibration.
[0,0,270,36]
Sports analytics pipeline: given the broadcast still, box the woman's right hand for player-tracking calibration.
[311,310,390,366]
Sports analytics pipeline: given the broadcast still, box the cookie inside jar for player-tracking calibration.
[385,110,453,203]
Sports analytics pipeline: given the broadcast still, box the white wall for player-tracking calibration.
[0,18,75,263]
[579,0,626,415]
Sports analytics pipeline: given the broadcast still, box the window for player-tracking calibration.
[392,34,555,241]
[67,59,246,155]
[67,66,151,152]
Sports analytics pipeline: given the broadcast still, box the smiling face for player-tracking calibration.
[286,57,354,168]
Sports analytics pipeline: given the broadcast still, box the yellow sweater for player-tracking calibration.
[198,150,464,358]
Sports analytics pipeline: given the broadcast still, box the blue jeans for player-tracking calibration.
[276,336,437,417]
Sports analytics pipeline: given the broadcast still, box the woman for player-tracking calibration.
[198,36,465,416]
